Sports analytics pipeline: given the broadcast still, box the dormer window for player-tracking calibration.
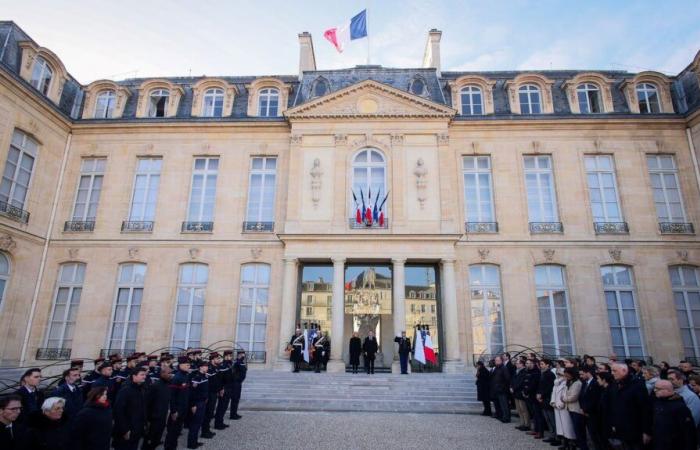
[409,78,426,96]
[519,84,541,114]
[202,88,224,117]
[30,56,53,95]
[460,85,483,115]
[148,89,169,117]
[577,83,601,114]
[637,83,660,114]
[258,88,279,117]
[311,78,329,98]
[94,90,117,118]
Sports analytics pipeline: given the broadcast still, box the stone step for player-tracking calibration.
[239,399,480,414]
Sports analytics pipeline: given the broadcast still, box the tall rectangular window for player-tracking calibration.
[469,264,505,355]
[45,263,85,349]
[187,157,218,222]
[0,129,38,210]
[128,157,161,222]
[670,266,700,359]
[536,265,574,356]
[463,156,495,228]
[524,155,559,223]
[71,158,106,222]
[245,157,277,229]
[647,155,686,223]
[585,155,622,222]
[172,263,208,349]
[108,263,146,352]
[236,264,270,357]
[602,265,644,358]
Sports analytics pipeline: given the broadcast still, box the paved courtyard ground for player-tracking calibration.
[183,411,547,450]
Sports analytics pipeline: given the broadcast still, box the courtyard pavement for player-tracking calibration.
[180,411,548,450]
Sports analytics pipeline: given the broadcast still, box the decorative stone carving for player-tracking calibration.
[0,234,16,252]
[532,140,541,153]
[437,132,449,145]
[543,248,555,262]
[334,134,347,145]
[189,248,200,260]
[478,248,490,261]
[678,250,689,262]
[128,247,139,259]
[251,247,262,260]
[28,119,39,135]
[593,138,602,153]
[68,248,79,259]
[413,158,428,209]
[290,134,303,145]
[655,139,665,153]
[609,248,622,262]
[310,158,323,207]
[471,141,480,154]
[390,133,404,145]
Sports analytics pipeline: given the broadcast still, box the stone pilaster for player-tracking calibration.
[441,259,464,373]
[327,257,346,372]
[274,258,298,371]
[391,258,406,373]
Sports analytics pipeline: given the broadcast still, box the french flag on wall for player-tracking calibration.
[323,9,368,53]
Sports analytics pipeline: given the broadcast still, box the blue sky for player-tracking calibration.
[2,0,699,83]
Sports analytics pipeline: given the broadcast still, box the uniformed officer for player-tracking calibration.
[201,352,223,439]
[229,350,247,420]
[312,331,330,373]
[290,328,304,373]
[187,360,209,449]
[81,357,105,398]
[213,350,233,430]
[163,356,191,450]
[92,361,116,402]
[143,362,172,450]
[394,331,412,374]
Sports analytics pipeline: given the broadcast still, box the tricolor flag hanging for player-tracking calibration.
[424,330,437,365]
[413,327,426,365]
[303,328,310,363]
[323,9,368,53]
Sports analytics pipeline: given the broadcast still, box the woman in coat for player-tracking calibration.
[475,361,491,416]
[551,368,575,445]
[349,332,362,374]
[562,368,586,450]
[29,397,71,450]
[71,387,113,450]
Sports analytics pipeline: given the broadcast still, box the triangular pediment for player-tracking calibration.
[285,80,456,120]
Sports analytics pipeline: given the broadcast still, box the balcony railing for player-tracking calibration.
[100,348,136,358]
[122,221,154,232]
[35,347,72,360]
[466,222,498,233]
[64,220,95,232]
[245,351,266,364]
[243,221,274,232]
[348,218,389,229]
[0,200,29,224]
[594,222,629,234]
[181,221,214,233]
[529,222,563,234]
[659,222,694,234]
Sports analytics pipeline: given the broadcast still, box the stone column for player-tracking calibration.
[327,257,346,373]
[441,259,464,373]
[392,258,406,373]
[274,258,298,371]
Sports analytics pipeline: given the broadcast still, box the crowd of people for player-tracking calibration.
[475,353,700,450]
[0,349,248,450]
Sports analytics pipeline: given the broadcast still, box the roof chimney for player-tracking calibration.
[422,29,442,76]
[298,32,316,80]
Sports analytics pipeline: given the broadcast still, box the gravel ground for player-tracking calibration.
[180,411,548,450]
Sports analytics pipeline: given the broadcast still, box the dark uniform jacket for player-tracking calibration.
[50,383,84,420]
[651,394,697,450]
[145,376,171,422]
[168,370,190,416]
[207,364,224,394]
[14,386,43,424]
[0,420,33,450]
[489,364,511,396]
[312,336,330,362]
[189,372,209,405]
[522,367,540,400]
[606,375,652,444]
[289,334,304,362]
[363,337,378,358]
[113,380,146,438]
[92,374,117,403]
[511,368,526,400]
[579,378,602,416]
[394,336,411,355]
[476,366,491,402]
[537,369,556,410]
[349,337,362,365]
[70,402,113,450]
[233,359,248,383]
[220,360,234,387]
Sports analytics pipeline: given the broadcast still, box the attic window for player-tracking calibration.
[30,56,53,95]
[148,89,169,117]
[410,78,426,96]
[312,78,329,97]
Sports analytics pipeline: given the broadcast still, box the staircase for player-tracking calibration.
[239,370,480,414]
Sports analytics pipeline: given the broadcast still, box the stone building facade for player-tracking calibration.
[1,22,700,372]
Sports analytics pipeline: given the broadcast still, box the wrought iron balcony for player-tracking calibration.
[529,222,564,234]
[36,347,72,360]
[245,351,266,364]
[466,222,498,233]
[0,200,29,224]
[594,221,629,234]
[348,218,389,229]
[243,221,274,232]
[659,222,694,234]
[64,220,95,232]
[122,221,154,232]
[100,348,136,358]
[181,221,214,233]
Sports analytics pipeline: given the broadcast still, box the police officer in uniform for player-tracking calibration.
[201,352,223,439]
[394,331,412,374]
[229,350,247,420]
[81,357,105,398]
[163,356,191,450]
[214,350,233,430]
[187,360,209,449]
[312,331,330,373]
[290,328,304,373]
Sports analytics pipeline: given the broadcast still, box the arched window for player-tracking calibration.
[351,148,387,222]
[108,263,147,352]
[535,265,574,356]
[172,263,208,349]
[670,266,700,359]
[148,89,170,117]
[469,264,505,355]
[409,78,426,96]
[0,253,10,309]
[637,83,660,113]
[202,88,224,117]
[601,265,644,358]
[30,56,53,95]
[311,78,329,98]
[258,88,279,117]
[518,84,541,114]
[577,83,601,114]
[94,90,117,119]
[460,85,483,115]
[45,263,85,349]
[236,264,270,356]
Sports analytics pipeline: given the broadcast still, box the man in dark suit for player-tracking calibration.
[580,366,603,449]
[490,356,511,423]
[394,331,411,374]
[49,367,84,420]
[0,395,33,450]
[363,331,379,374]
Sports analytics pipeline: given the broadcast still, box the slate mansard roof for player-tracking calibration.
[2,20,700,122]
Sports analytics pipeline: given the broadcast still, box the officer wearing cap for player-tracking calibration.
[229,350,247,420]
[82,357,105,398]
[214,350,233,429]
[163,356,191,450]
[201,352,223,438]
[187,359,209,449]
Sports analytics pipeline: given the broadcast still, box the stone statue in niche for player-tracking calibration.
[310,158,323,207]
[413,158,428,209]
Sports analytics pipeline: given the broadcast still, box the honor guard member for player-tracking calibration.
[82,357,105,397]
[163,356,191,450]
[93,361,117,403]
[229,350,247,420]
[290,328,304,373]
[394,331,412,375]
[312,331,330,373]
[143,362,173,450]
[214,350,233,430]
[110,356,127,398]
[147,355,159,377]
[187,360,210,449]
[201,352,223,438]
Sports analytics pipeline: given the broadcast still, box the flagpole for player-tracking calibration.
[366,7,370,64]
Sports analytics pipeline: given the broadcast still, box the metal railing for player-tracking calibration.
[64,220,95,232]
[36,348,72,360]
[99,348,136,358]
[594,221,629,234]
[659,222,694,234]
[466,222,498,233]
[121,221,154,232]
[0,200,29,224]
[529,222,564,234]
[181,221,214,232]
[243,221,274,232]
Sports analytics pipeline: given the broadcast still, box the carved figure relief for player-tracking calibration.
[609,248,622,262]
[189,248,200,260]
[250,247,262,260]
[310,158,323,208]
[0,234,16,252]
[478,248,490,261]
[413,158,428,209]
[543,248,555,262]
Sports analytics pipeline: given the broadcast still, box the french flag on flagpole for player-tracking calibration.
[424,330,437,365]
[324,9,368,53]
